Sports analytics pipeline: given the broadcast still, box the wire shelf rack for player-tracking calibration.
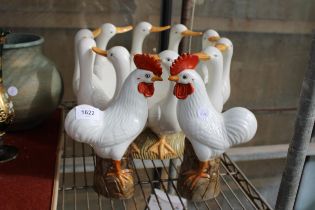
[58,102,273,210]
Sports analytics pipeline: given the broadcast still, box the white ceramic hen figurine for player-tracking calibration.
[76,37,110,109]
[168,24,202,53]
[215,38,233,104]
[147,50,180,158]
[130,22,170,71]
[168,54,257,189]
[202,29,220,49]
[73,28,100,96]
[195,46,224,112]
[65,54,163,188]
[94,24,133,99]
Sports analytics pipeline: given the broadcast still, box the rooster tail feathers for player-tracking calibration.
[223,107,257,147]
[65,105,104,146]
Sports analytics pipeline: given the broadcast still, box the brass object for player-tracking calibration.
[177,139,220,201]
[0,29,17,163]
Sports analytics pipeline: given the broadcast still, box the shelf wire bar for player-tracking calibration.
[58,103,273,210]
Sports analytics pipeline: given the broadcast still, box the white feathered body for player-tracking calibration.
[65,71,148,160]
[177,71,257,161]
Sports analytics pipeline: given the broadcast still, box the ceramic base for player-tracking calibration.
[93,155,134,199]
[177,139,220,201]
[130,128,185,160]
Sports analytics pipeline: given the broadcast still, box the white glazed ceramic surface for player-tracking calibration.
[170,58,257,162]
[148,50,181,135]
[217,37,233,104]
[202,29,220,49]
[65,68,160,160]
[76,38,110,110]
[73,29,95,96]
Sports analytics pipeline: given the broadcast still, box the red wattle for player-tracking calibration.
[173,83,194,99]
[138,82,155,97]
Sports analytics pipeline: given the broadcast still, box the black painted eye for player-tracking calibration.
[145,74,151,78]
[214,54,218,57]
[142,29,146,32]
[167,58,171,62]
[110,53,113,56]
[110,31,114,34]
[175,31,178,34]
[182,74,187,79]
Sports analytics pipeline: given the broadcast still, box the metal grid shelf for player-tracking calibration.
[58,103,273,210]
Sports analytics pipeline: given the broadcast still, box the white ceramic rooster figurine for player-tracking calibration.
[65,54,163,188]
[94,24,133,99]
[73,28,100,96]
[168,54,257,189]
[147,50,180,158]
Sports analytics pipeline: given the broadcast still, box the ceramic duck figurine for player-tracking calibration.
[130,22,170,71]
[147,50,181,158]
[73,28,100,96]
[215,38,233,104]
[168,54,257,189]
[202,29,220,49]
[168,24,202,52]
[76,37,110,109]
[194,46,224,112]
[65,54,163,192]
[94,24,133,99]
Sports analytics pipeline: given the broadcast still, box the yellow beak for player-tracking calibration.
[150,25,171,32]
[151,75,163,81]
[116,25,133,33]
[215,43,228,52]
[208,36,220,42]
[148,54,161,61]
[168,75,179,82]
[181,30,202,36]
[92,28,102,38]
[92,47,107,56]
[193,52,210,61]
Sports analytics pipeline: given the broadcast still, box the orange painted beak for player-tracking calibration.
[116,25,133,33]
[193,52,210,61]
[168,75,179,82]
[92,47,107,56]
[215,43,228,52]
[151,75,163,81]
[92,28,102,37]
[208,36,220,42]
[150,25,171,32]
[181,30,202,36]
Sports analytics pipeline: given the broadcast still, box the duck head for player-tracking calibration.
[215,37,233,54]
[95,23,133,48]
[168,24,202,51]
[202,29,220,49]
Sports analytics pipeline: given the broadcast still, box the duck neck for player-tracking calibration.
[205,59,223,97]
[222,50,232,84]
[111,56,131,99]
[131,32,146,55]
[168,35,182,52]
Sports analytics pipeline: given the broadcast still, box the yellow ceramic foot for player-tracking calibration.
[148,136,176,159]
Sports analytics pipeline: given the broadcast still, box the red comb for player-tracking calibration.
[134,54,162,76]
[170,54,199,76]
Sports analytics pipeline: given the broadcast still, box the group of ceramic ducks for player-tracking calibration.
[65,21,257,190]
